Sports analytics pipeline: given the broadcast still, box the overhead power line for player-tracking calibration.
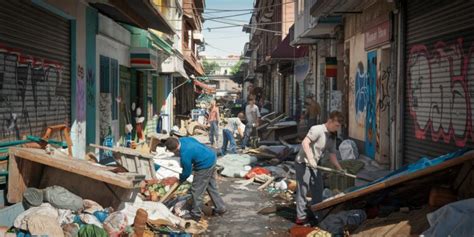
[154,1,295,13]
[208,18,292,26]
[206,24,281,34]
[203,12,253,20]
[204,43,237,54]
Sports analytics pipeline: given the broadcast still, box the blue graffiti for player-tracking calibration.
[365,51,377,159]
[355,62,368,125]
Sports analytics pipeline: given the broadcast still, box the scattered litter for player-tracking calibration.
[216,154,258,177]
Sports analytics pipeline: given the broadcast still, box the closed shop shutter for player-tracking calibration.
[0,0,71,141]
[404,0,474,164]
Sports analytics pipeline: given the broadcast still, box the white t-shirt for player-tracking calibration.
[295,124,337,164]
[245,104,261,125]
[225,117,243,133]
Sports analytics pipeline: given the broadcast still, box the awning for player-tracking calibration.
[89,0,175,35]
[130,47,158,70]
[271,34,308,59]
[310,0,361,17]
[294,57,310,83]
[161,54,188,79]
[149,30,173,55]
[193,80,216,94]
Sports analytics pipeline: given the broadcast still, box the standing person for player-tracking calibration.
[164,137,226,221]
[241,96,261,149]
[295,111,344,225]
[304,96,321,127]
[208,100,220,148]
[221,112,245,155]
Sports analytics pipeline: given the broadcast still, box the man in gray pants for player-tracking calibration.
[295,111,344,225]
[165,137,226,222]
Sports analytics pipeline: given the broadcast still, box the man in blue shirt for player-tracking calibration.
[164,137,226,221]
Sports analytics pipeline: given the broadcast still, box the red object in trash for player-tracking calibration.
[245,167,270,179]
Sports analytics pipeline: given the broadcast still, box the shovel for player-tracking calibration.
[316,165,374,182]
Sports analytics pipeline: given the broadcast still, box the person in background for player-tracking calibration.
[221,112,245,155]
[164,137,226,221]
[304,96,321,127]
[208,100,220,148]
[295,111,344,225]
[242,96,261,149]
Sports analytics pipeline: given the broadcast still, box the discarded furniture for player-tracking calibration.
[311,150,474,212]
[7,147,145,209]
[91,144,181,180]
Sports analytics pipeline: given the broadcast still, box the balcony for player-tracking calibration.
[193,31,204,43]
[183,0,203,30]
[183,48,204,75]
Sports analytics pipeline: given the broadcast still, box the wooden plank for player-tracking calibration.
[453,161,473,190]
[7,152,45,203]
[312,151,474,211]
[9,147,139,189]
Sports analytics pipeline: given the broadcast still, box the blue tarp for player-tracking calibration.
[348,148,471,192]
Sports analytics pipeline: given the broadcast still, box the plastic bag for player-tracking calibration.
[338,140,359,160]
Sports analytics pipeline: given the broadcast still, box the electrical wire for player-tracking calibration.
[203,12,253,20]
[204,43,239,54]
[207,18,292,26]
[154,1,295,13]
[206,24,281,34]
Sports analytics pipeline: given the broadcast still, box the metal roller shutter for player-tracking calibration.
[0,0,71,141]
[404,0,474,164]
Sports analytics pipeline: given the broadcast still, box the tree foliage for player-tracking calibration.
[203,60,220,75]
[230,60,243,75]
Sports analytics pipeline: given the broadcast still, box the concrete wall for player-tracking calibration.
[43,0,88,159]
[346,33,368,141]
[96,14,132,147]
[344,0,395,160]
[282,0,295,38]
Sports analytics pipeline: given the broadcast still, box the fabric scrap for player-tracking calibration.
[422,198,474,236]
[44,186,84,212]
[27,214,64,237]
[77,224,108,237]
[319,209,366,234]
[14,203,58,230]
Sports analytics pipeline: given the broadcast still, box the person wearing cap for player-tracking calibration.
[164,137,226,221]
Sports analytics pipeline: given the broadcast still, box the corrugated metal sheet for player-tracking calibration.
[404,0,474,164]
[0,0,71,141]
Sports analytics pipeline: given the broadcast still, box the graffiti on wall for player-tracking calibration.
[354,62,368,126]
[0,45,68,140]
[378,67,391,112]
[86,69,95,107]
[408,38,474,147]
[76,65,86,122]
[365,51,377,159]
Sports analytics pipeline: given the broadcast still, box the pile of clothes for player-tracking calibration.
[1,185,206,236]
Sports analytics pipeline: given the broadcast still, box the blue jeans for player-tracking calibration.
[221,129,237,155]
[209,120,219,145]
[241,124,253,149]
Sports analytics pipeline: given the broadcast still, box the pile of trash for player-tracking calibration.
[0,184,207,236]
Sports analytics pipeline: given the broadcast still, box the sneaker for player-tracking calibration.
[295,217,309,226]
[213,208,227,216]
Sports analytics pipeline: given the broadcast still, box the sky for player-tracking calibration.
[201,0,254,57]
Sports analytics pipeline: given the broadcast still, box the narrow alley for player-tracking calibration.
[0,0,474,236]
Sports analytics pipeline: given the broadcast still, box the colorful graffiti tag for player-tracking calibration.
[407,38,474,147]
